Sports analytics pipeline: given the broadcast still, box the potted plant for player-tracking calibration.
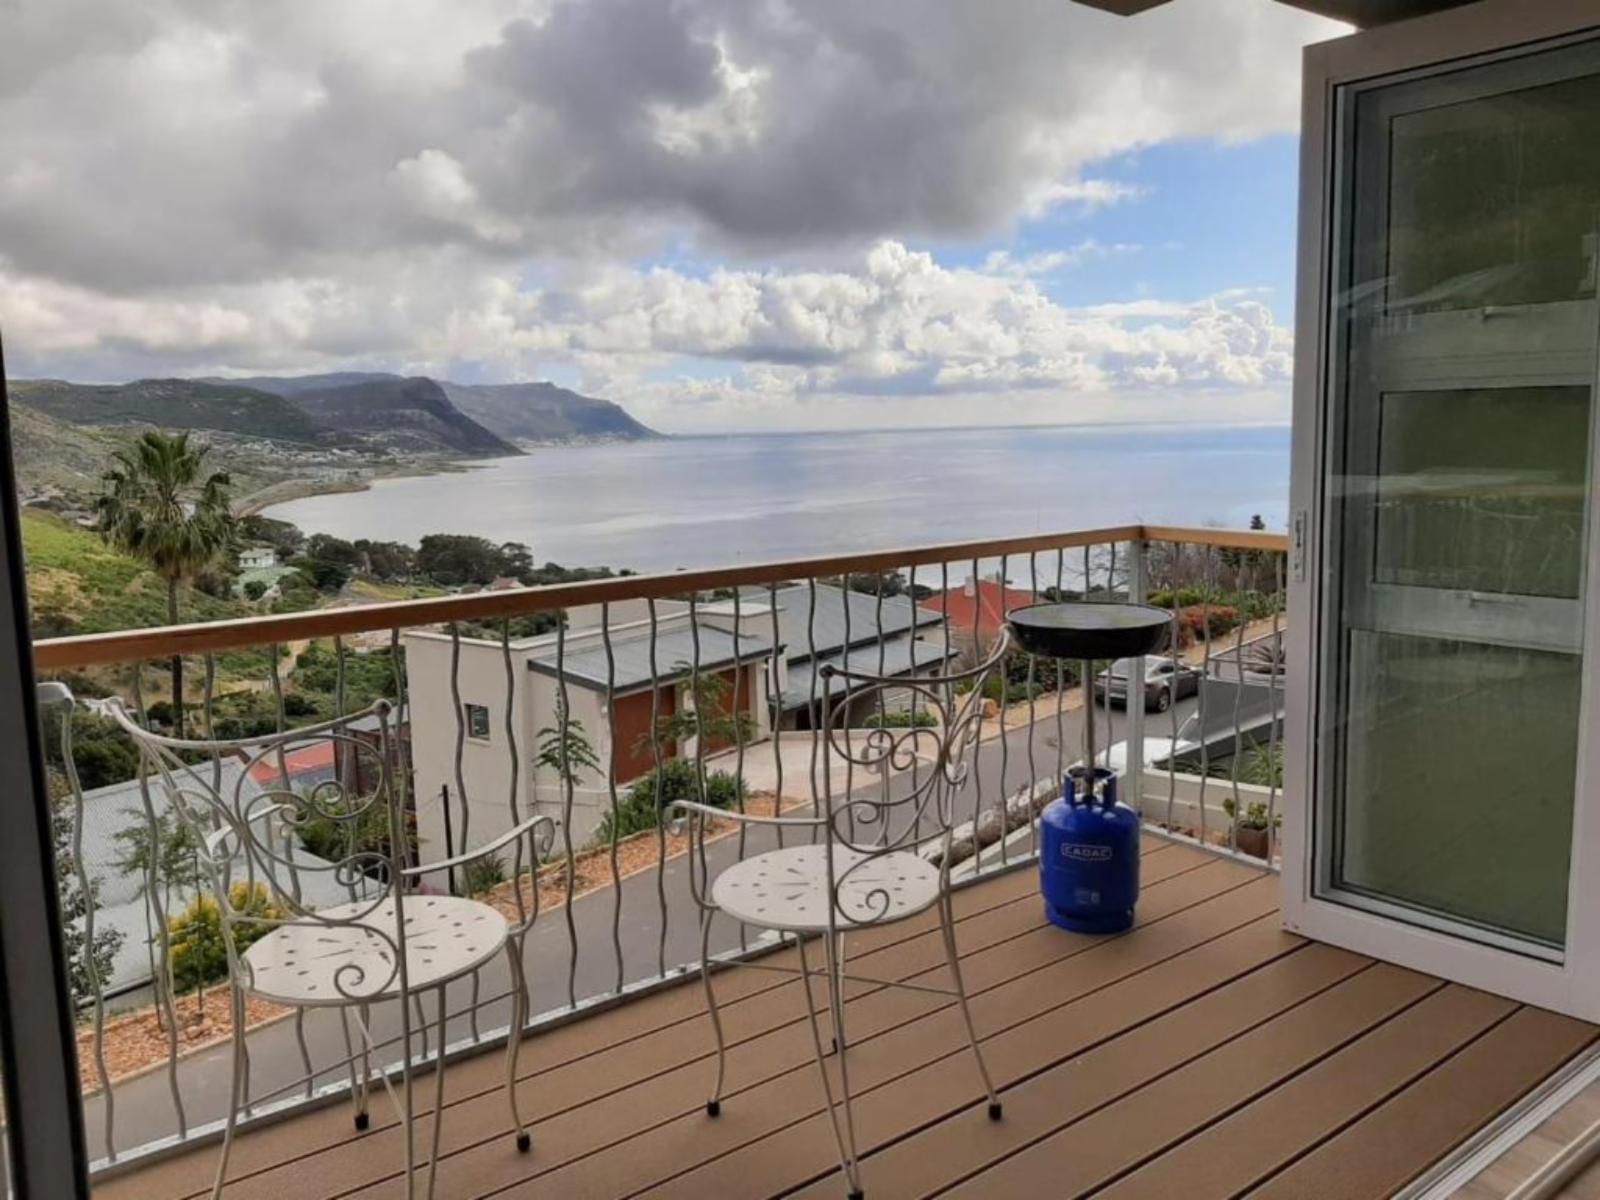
[1222,796,1281,860]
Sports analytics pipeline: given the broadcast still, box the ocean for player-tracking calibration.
[265,423,1291,578]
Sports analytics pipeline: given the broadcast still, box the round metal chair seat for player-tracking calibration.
[242,894,508,1007]
[711,844,942,932]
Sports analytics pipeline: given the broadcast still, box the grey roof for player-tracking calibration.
[780,630,958,713]
[527,623,772,692]
[740,583,943,666]
[69,762,349,994]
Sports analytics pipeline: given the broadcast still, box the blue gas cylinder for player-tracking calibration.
[1039,767,1140,933]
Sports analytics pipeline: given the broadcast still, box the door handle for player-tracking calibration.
[1466,591,1526,607]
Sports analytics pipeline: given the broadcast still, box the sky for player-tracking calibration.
[0,0,1346,433]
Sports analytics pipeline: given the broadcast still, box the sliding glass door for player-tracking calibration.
[1291,18,1600,1013]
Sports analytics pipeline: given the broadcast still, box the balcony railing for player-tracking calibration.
[28,522,1287,1181]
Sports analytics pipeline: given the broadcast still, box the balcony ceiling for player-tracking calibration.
[1071,0,1479,27]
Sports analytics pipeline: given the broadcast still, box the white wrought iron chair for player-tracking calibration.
[95,696,556,1200]
[673,633,1012,1200]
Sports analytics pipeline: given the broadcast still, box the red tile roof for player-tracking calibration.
[918,579,1034,640]
[247,740,336,785]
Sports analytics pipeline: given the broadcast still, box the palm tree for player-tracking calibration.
[97,432,235,735]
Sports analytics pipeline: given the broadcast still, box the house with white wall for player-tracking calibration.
[403,602,774,863]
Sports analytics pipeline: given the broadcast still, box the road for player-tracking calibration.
[82,689,1202,1159]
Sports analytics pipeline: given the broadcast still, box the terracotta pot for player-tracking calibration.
[1234,825,1271,860]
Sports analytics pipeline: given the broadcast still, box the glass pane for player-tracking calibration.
[1388,71,1600,313]
[1336,631,1579,946]
[1375,386,1589,597]
[1323,43,1600,953]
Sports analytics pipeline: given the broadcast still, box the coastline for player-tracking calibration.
[242,433,664,519]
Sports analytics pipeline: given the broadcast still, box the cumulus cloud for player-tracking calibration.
[0,0,1338,424]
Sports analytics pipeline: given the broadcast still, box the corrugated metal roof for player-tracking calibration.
[779,630,958,713]
[526,623,772,691]
[738,582,943,665]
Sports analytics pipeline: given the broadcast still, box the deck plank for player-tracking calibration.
[1244,1006,1599,1200]
[104,849,1192,1200]
[342,859,1267,1200]
[92,842,1597,1200]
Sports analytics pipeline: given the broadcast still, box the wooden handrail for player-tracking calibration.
[31,523,1288,670]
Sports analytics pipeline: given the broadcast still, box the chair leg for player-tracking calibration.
[339,1007,369,1131]
[823,930,865,1195]
[700,907,728,1116]
[938,890,1001,1120]
[209,985,248,1200]
[424,985,449,1200]
[796,934,864,1199]
[829,932,848,1055]
[356,1002,373,1129]
[504,938,532,1152]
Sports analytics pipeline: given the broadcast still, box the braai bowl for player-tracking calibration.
[1005,602,1172,661]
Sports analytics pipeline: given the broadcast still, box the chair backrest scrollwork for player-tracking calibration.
[816,628,1011,924]
[93,697,410,1002]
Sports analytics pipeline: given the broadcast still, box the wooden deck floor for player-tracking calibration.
[96,840,1598,1200]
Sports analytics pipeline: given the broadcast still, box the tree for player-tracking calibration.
[114,806,207,1015]
[51,778,124,1010]
[354,539,416,581]
[96,431,235,735]
[638,665,756,757]
[534,711,603,793]
[243,579,269,602]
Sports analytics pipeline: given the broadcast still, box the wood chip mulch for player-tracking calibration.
[76,986,289,1095]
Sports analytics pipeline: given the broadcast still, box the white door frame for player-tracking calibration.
[1283,0,1600,1021]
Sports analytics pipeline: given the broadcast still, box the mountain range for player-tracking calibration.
[9,373,657,459]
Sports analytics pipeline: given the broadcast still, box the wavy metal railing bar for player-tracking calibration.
[686,593,713,929]
[1024,550,1040,854]
[730,589,750,953]
[1196,549,1215,849]
[806,577,822,847]
[1165,541,1182,835]
[448,623,469,863]
[1267,554,1285,861]
[647,597,668,978]
[995,552,1011,868]
[839,571,856,842]
[766,582,786,848]
[966,555,986,872]
[129,665,187,1139]
[50,690,114,1161]
[601,604,625,994]
[1229,582,1248,852]
[554,619,579,1011]
[387,629,412,876]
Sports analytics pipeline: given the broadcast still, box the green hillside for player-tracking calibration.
[11,378,340,445]
[21,510,243,639]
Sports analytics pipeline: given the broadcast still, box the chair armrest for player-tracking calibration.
[668,800,823,828]
[402,813,558,878]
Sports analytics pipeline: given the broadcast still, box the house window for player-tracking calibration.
[465,703,491,740]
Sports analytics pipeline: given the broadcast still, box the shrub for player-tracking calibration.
[168,883,282,994]
[863,709,937,729]
[598,760,744,842]
[463,852,507,896]
[1176,604,1239,642]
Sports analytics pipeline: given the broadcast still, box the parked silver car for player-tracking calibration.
[1093,655,1201,712]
